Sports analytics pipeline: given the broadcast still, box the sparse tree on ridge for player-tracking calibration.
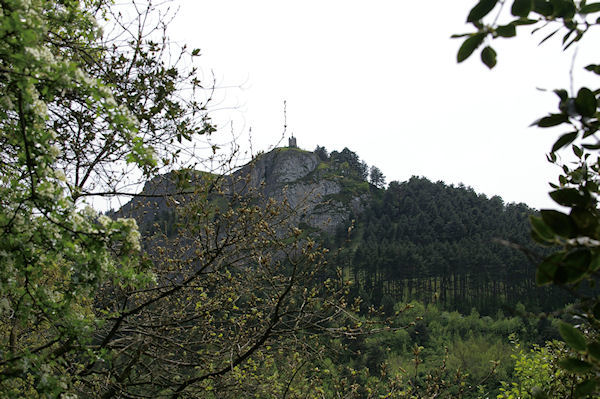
[369,165,386,188]
[315,145,329,161]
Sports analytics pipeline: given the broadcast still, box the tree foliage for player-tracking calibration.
[458,0,600,396]
[369,165,386,188]
[330,147,368,181]
[336,177,563,314]
[0,0,158,395]
[0,1,362,397]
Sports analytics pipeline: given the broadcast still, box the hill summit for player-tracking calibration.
[117,146,372,235]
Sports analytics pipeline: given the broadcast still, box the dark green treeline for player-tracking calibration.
[329,176,570,314]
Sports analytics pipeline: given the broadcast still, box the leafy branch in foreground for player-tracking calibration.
[458,0,600,397]
[3,0,356,397]
[78,170,372,398]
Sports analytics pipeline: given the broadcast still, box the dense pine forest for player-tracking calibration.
[333,176,570,315]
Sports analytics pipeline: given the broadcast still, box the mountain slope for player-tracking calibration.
[117,146,571,314]
[333,176,569,314]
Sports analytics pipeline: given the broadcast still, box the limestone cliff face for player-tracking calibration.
[246,148,319,186]
[234,148,368,234]
[118,147,370,235]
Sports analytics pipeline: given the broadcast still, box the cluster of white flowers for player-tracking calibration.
[566,236,600,247]
[25,45,55,67]
[73,67,96,87]
[118,217,142,252]
[36,180,60,200]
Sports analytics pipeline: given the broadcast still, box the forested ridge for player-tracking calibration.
[331,175,570,314]
[133,147,562,317]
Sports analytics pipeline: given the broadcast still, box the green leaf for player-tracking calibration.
[559,357,593,373]
[554,89,569,102]
[496,24,517,37]
[481,46,497,68]
[587,342,600,360]
[575,379,598,398]
[530,215,556,241]
[513,18,539,24]
[570,207,597,233]
[552,132,578,152]
[563,249,591,282]
[554,266,569,284]
[534,113,569,127]
[539,28,560,45]
[575,87,597,117]
[540,209,576,237]
[564,30,584,49]
[467,0,499,22]
[585,64,600,75]
[534,0,554,16]
[562,29,576,45]
[531,386,548,399]
[572,144,583,158]
[536,252,563,285]
[580,3,600,13]
[549,188,584,207]
[589,254,600,272]
[559,322,587,352]
[512,0,533,16]
[551,0,576,18]
[457,34,486,63]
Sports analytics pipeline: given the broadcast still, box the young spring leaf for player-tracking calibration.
[481,46,497,68]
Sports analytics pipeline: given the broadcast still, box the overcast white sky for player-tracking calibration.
[167,0,599,210]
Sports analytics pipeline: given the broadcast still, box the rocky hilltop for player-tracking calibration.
[117,146,372,235]
[235,147,369,233]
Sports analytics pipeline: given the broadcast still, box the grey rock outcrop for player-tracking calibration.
[118,147,370,236]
